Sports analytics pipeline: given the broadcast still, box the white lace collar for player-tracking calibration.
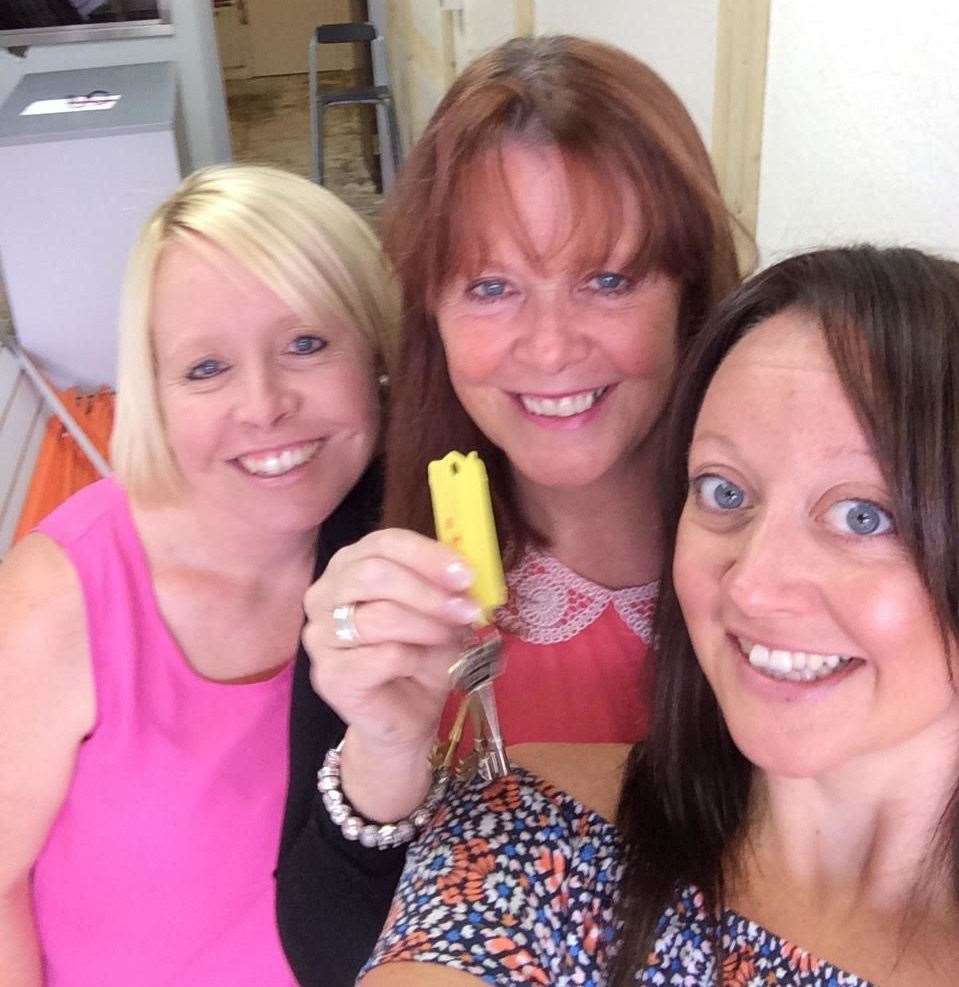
[496,545,658,646]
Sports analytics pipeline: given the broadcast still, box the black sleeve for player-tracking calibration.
[275,463,409,987]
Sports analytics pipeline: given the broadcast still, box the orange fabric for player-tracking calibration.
[13,389,114,543]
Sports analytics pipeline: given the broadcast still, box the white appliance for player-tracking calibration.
[0,61,183,389]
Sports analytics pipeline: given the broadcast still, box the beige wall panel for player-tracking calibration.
[249,0,355,77]
[712,0,769,262]
[385,0,452,148]
[386,0,529,145]
[450,0,529,71]
[515,0,534,36]
[213,2,251,73]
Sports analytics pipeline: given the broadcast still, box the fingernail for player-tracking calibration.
[444,560,474,590]
[443,596,482,623]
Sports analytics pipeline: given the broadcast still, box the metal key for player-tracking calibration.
[429,452,511,782]
[451,626,510,781]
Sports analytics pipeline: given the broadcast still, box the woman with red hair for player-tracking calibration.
[277,35,739,984]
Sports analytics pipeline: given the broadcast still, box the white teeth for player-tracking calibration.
[769,649,792,674]
[748,643,769,668]
[520,387,607,418]
[238,441,320,477]
[739,638,853,682]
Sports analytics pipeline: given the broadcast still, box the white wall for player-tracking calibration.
[0,0,230,170]
[383,0,720,162]
[533,0,720,151]
[757,0,959,263]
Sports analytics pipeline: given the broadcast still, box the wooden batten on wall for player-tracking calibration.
[386,0,540,147]
[385,0,457,147]
[712,0,770,267]
[514,0,534,37]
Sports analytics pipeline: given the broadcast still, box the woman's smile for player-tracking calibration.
[512,385,613,428]
[234,439,324,478]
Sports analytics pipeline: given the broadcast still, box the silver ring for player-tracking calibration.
[332,601,362,645]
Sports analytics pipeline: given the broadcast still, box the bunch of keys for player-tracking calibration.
[428,451,511,783]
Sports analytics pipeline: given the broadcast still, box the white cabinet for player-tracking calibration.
[0,62,183,389]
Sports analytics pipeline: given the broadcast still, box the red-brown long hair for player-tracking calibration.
[382,35,740,555]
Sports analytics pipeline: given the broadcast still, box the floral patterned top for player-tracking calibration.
[363,769,873,987]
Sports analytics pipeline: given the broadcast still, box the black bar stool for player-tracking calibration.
[308,22,402,189]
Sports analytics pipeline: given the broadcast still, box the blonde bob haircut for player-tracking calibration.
[110,163,399,502]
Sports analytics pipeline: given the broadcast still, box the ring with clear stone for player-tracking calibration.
[331,601,362,645]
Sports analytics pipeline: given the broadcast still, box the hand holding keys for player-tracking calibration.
[428,452,511,782]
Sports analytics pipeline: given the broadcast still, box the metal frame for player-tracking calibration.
[0,0,173,48]
[309,29,402,189]
[308,34,320,181]
[2,339,111,478]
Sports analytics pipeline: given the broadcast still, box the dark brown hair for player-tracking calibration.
[612,245,959,983]
[381,35,740,554]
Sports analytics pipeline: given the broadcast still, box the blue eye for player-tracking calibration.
[826,499,894,536]
[289,335,326,355]
[467,279,510,301]
[186,358,224,381]
[694,474,746,511]
[588,272,631,294]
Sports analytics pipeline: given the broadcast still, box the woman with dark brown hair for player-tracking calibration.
[359,246,959,985]
[276,36,737,984]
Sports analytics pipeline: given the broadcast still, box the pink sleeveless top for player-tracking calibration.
[32,478,296,986]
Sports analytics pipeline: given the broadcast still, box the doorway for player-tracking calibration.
[213,0,382,225]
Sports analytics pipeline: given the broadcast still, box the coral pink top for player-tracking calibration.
[441,546,657,744]
[32,479,296,986]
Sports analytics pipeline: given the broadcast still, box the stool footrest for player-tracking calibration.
[310,22,401,188]
[315,22,376,44]
[320,85,392,106]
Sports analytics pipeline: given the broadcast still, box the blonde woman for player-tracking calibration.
[0,165,397,985]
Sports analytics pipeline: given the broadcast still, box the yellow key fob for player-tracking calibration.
[428,451,507,623]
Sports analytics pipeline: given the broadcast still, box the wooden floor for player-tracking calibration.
[227,70,383,228]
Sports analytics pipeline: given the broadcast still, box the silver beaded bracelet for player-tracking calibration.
[317,742,450,850]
